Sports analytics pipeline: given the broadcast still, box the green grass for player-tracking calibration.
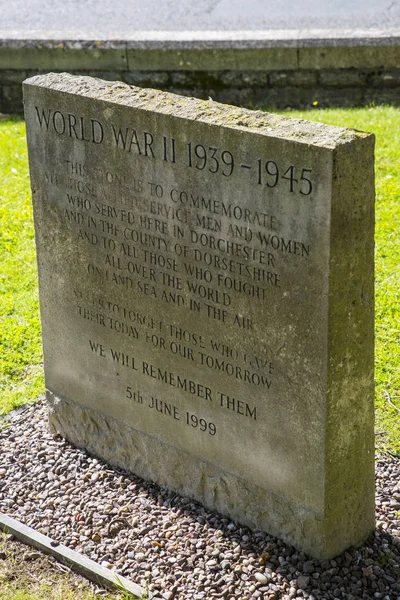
[0,575,140,600]
[0,533,143,600]
[0,108,399,453]
[284,106,400,454]
[0,118,43,414]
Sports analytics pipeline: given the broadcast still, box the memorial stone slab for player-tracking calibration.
[24,73,375,558]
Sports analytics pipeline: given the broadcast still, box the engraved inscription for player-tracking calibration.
[29,98,326,498]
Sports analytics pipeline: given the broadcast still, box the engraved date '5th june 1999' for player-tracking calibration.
[126,386,217,435]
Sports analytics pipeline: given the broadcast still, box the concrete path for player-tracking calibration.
[1,0,400,39]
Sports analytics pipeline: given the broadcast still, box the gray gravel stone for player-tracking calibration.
[254,572,270,584]
[0,400,399,599]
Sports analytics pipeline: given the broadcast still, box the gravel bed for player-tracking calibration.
[1,400,399,600]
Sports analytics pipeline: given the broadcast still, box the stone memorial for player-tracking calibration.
[24,73,375,559]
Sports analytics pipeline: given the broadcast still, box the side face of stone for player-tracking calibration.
[23,73,375,558]
[323,138,375,557]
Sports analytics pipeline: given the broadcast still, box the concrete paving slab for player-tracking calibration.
[1,0,400,38]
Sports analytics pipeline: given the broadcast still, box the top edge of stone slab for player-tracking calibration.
[3,28,400,48]
[23,73,371,149]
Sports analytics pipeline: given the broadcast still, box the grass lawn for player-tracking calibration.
[0,118,43,414]
[0,533,136,600]
[0,107,399,452]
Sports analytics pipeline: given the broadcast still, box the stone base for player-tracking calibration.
[48,391,373,559]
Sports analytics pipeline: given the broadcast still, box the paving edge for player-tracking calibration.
[2,28,400,46]
[2,34,400,71]
[0,512,159,599]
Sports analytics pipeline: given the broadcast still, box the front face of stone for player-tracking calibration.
[24,74,374,557]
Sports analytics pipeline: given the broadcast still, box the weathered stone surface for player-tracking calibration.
[0,46,128,71]
[299,45,400,70]
[126,47,298,71]
[24,73,375,558]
